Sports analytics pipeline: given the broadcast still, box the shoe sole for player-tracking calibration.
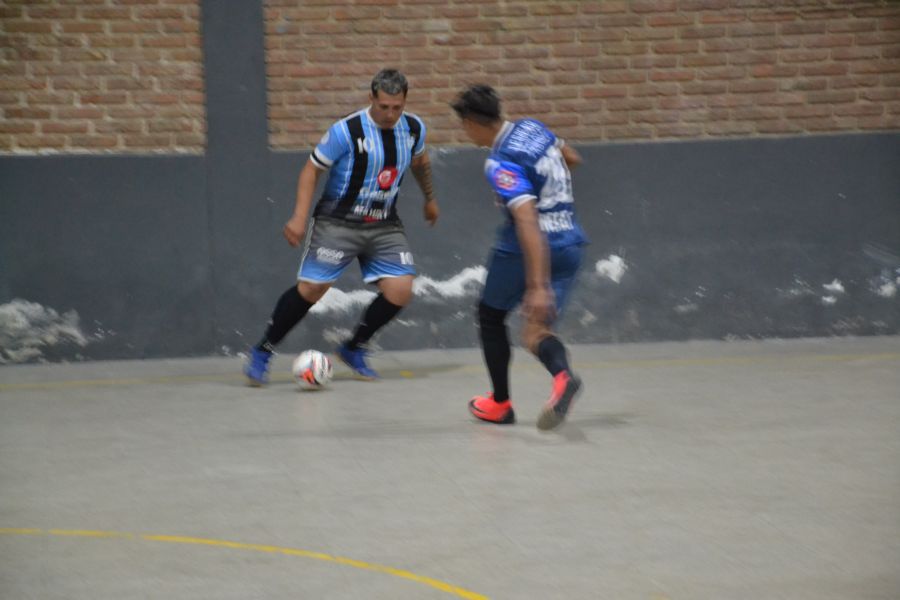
[244,370,267,387]
[537,374,582,431]
[335,353,379,382]
[351,373,379,382]
[468,400,516,425]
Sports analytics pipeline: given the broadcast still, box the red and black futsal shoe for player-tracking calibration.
[468,392,516,425]
[537,370,582,431]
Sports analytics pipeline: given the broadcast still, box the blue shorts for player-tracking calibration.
[481,244,584,314]
[298,218,417,284]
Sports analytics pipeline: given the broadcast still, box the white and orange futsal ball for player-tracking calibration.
[291,350,333,388]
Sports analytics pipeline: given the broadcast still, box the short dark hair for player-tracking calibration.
[451,84,502,125]
[371,69,408,97]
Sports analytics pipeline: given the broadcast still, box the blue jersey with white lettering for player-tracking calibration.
[485,119,587,253]
[310,108,426,224]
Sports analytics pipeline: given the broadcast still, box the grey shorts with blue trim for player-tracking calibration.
[298,218,417,284]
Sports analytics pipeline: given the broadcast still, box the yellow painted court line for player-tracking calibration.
[48,529,134,539]
[453,351,900,374]
[574,351,900,370]
[0,373,249,392]
[0,528,42,535]
[2,352,898,392]
[0,528,488,600]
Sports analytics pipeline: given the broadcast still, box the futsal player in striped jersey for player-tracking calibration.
[245,69,440,385]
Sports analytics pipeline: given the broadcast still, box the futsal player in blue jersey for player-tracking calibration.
[245,69,439,384]
[451,84,587,430]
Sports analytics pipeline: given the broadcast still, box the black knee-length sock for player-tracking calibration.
[536,335,570,376]
[255,285,313,352]
[346,293,403,350]
[478,302,511,403]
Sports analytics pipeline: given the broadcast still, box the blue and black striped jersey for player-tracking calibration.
[310,108,426,224]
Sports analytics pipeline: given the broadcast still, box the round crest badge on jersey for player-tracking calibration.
[377,167,398,190]
[495,169,517,191]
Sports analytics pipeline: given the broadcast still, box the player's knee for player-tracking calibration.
[380,277,414,306]
[478,302,507,336]
[297,281,329,304]
[388,291,412,307]
[394,284,414,306]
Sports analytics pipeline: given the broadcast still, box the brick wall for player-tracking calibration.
[0,0,204,153]
[2,0,898,153]
[266,0,900,147]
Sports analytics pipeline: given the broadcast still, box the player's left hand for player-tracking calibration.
[423,199,439,227]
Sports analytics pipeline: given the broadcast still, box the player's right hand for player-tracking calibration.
[423,199,439,227]
[283,216,306,247]
[522,286,556,325]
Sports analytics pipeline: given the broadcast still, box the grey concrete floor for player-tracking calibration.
[1,336,899,600]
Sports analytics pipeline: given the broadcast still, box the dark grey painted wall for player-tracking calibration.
[0,156,213,360]
[1,133,898,362]
[271,133,900,353]
[570,133,900,343]
[200,0,274,350]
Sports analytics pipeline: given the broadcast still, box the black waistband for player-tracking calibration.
[313,215,403,229]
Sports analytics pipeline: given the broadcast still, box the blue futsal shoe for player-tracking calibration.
[336,343,379,380]
[244,347,273,387]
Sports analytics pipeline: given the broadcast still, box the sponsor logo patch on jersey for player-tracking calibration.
[495,169,517,191]
[377,166,398,190]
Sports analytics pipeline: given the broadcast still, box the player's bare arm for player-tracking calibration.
[410,151,439,226]
[511,199,555,330]
[561,143,582,169]
[284,158,324,247]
